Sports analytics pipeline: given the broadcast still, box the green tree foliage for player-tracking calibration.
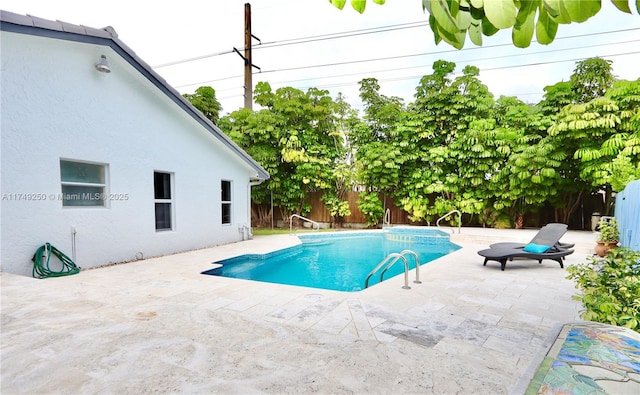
[537,81,576,117]
[213,56,637,229]
[488,96,555,226]
[603,79,640,192]
[357,78,406,144]
[220,82,349,222]
[324,93,358,226]
[570,58,615,103]
[547,62,637,215]
[352,78,407,226]
[356,192,385,227]
[607,155,640,192]
[329,0,386,14]
[398,61,496,222]
[552,98,622,186]
[604,79,640,171]
[330,0,638,48]
[536,58,620,220]
[183,86,222,124]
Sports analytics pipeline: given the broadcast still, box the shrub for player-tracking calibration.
[493,214,513,229]
[321,194,351,227]
[566,247,640,332]
[596,217,619,243]
[357,192,384,228]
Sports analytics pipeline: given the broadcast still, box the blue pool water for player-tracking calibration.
[202,228,460,292]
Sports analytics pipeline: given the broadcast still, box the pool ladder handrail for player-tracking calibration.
[364,250,420,289]
[289,214,320,234]
[383,208,391,227]
[436,210,462,234]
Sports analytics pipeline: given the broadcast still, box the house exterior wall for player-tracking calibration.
[1,31,258,276]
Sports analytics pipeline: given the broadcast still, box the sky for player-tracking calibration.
[3,0,639,115]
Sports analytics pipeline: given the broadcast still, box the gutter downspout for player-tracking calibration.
[245,177,265,239]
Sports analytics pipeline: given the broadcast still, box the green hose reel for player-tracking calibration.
[31,243,80,278]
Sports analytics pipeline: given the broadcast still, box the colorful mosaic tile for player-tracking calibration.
[526,322,640,394]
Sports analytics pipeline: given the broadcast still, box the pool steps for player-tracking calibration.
[298,228,455,247]
[202,263,223,276]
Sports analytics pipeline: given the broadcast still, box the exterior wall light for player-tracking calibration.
[95,55,111,73]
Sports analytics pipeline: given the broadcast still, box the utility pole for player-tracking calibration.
[233,3,261,110]
[243,3,252,109]
[234,4,261,109]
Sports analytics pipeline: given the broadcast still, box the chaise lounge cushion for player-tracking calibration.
[522,243,551,253]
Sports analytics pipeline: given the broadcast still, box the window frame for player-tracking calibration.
[154,171,174,231]
[221,180,232,226]
[60,159,108,208]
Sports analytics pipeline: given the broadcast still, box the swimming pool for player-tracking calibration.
[202,228,460,292]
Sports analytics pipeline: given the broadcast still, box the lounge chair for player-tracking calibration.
[478,223,574,270]
[477,245,574,271]
[489,223,575,250]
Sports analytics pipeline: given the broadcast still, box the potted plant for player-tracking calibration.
[594,217,619,257]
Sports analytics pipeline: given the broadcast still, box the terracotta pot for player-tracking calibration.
[515,214,524,229]
[594,241,618,257]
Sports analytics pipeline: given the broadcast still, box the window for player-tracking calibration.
[221,180,231,225]
[154,172,173,231]
[60,160,107,207]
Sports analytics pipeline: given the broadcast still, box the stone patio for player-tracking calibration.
[1,227,600,393]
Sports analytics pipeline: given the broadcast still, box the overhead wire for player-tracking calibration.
[215,49,638,102]
[158,15,638,106]
[299,51,639,91]
[172,31,639,91]
[248,21,430,50]
[162,23,638,75]
[153,20,429,69]
[269,40,640,87]
[255,28,640,76]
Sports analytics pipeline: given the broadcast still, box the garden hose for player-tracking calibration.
[31,243,80,278]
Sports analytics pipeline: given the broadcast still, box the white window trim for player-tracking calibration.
[154,171,175,231]
[221,179,232,226]
[60,159,109,208]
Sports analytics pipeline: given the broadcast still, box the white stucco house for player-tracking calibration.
[0,10,269,277]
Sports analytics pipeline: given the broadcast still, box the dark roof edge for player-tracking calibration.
[0,10,269,180]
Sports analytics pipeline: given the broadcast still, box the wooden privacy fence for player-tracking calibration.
[253,191,410,227]
[252,191,607,230]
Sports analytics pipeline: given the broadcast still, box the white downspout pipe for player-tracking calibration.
[247,177,265,238]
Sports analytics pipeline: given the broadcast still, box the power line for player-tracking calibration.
[296,51,639,91]
[173,32,639,90]
[250,21,429,50]
[152,20,429,69]
[156,14,637,71]
[196,50,639,109]
[256,28,640,75]
[154,49,235,69]
[267,39,640,86]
